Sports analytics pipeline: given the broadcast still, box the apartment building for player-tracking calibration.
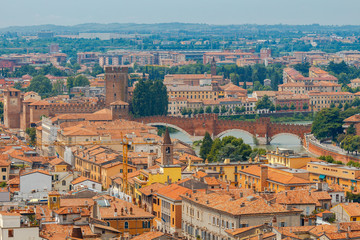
[181,190,302,240]
[309,91,354,111]
[266,148,314,169]
[237,164,313,193]
[307,161,360,192]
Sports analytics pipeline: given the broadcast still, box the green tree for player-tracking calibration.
[234,106,241,114]
[290,103,296,111]
[91,64,104,77]
[52,79,64,95]
[312,108,343,140]
[27,75,52,97]
[73,75,90,87]
[26,127,36,146]
[131,79,168,117]
[181,108,188,116]
[205,106,212,114]
[0,102,3,121]
[220,106,227,115]
[199,107,204,114]
[338,102,343,109]
[200,132,213,160]
[302,103,309,110]
[213,106,220,114]
[193,109,199,115]
[330,102,336,108]
[240,106,246,113]
[13,82,23,90]
[344,102,351,111]
[67,76,74,92]
[283,104,289,111]
[187,109,193,117]
[352,97,360,107]
[255,95,274,110]
[348,124,356,135]
[207,136,252,162]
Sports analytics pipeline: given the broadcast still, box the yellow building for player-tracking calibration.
[237,164,313,193]
[309,91,354,111]
[266,148,315,169]
[133,129,182,204]
[49,158,70,172]
[167,85,219,101]
[331,203,360,222]
[48,191,61,210]
[74,145,136,189]
[307,161,360,192]
[186,158,261,187]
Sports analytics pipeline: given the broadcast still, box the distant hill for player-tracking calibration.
[1,23,360,35]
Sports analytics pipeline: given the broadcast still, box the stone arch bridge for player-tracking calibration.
[134,114,312,144]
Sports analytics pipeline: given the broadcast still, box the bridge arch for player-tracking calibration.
[269,132,303,144]
[145,122,194,142]
[215,129,255,141]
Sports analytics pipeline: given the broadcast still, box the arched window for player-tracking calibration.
[62,180,66,186]
[124,221,129,229]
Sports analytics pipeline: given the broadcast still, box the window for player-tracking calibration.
[52,197,57,202]
[353,218,357,221]
[124,221,129,229]
[8,229,13,237]
[1,168,6,172]
[62,180,66,186]
[2,176,5,180]
[92,184,95,189]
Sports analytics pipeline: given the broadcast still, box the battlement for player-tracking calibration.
[105,66,128,74]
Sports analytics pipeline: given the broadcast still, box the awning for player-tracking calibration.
[319,175,326,180]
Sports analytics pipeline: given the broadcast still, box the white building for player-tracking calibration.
[0,212,41,240]
[71,176,102,192]
[41,117,59,157]
[19,170,52,201]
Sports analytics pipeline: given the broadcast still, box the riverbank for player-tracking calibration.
[304,134,360,163]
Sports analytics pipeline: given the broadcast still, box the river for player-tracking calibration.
[169,121,312,155]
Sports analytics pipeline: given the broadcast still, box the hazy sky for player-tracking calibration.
[0,0,359,27]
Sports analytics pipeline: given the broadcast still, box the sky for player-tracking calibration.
[0,0,359,28]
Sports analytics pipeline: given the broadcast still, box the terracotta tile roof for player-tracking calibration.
[7,176,19,185]
[156,183,192,201]
[335,202,360,217]
[309,224,338,237]
[95,197,154,219]
[138,182,166,196]
[225,224,263,236]
[21,169,51,176]
[71,176,100,185]
[182,191,301,216]
[60,198,94,207]
[131,231,165,240]
[54,206,90,216]
[29,100,50,106]
[49,158,68,166]
[238,165,312,185]
[203,177,221,186]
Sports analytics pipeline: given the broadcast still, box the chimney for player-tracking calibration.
[260,165,268,192]
[114,207,118,217]
[71,226,83,239]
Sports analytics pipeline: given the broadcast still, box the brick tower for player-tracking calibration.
[105,66,128,106]
[211,57,217,76]
[161,128,173,166]
[3,88,21,129]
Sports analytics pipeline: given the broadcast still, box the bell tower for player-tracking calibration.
[211,57,217,76]
[161,128,173,166]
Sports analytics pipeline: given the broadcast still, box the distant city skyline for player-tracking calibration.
[1,0,359,28]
